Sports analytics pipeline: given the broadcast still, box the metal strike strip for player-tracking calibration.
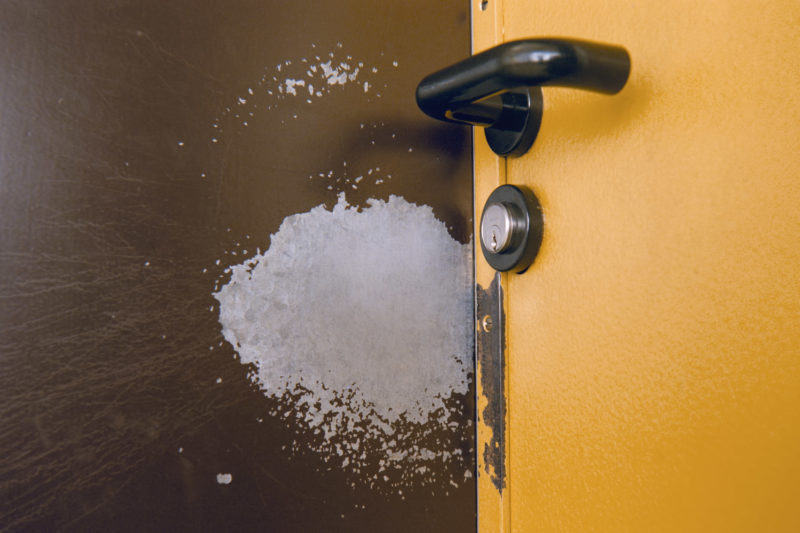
[476,272,506,492]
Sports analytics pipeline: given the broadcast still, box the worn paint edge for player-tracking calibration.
[476,273,506,492]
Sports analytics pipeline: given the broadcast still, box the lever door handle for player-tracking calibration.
[416,38,631,157]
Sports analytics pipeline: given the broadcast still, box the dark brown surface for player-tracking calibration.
[0,1,474,531]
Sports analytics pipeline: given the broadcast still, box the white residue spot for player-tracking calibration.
[216,473,233,485]
[216,377,222,384]
[393,61,399,67]
[214,194,472,490]
[284,78,306,96]
[363,81,370,92]
[144,261,150,267]
[320,60,350,85]
[177,141,184,147]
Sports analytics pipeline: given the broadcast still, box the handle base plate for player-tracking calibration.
[484,87,543,157]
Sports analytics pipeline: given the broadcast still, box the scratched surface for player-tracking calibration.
[0,1,473,531]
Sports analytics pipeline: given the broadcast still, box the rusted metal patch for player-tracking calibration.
[476,273,506,492]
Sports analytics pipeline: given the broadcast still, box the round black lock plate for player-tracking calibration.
[479,185,543,273]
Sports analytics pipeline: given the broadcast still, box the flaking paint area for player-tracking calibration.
[476,275,505,492]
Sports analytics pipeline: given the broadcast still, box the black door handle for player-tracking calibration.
[416,38,631,157]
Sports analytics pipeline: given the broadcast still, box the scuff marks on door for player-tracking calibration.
[476,273,506,492]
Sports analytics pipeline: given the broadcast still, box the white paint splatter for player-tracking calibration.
[214,194,473,490]
[216,473,233,485]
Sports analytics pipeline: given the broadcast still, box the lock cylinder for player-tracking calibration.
[479,185,544,273]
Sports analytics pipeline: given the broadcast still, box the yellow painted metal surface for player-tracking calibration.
[475,1,800,531]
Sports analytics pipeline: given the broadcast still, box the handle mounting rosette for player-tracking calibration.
[416,38,631,157]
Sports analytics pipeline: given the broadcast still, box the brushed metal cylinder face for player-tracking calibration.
[481,202,515,253]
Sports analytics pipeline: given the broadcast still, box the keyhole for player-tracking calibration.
[480,0,489,11]
[491,230,498,251]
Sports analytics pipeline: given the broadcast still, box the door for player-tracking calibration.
[0,2,475,531]
[473,1,800,531]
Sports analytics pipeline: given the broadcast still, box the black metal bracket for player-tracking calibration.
[416,38,631,157]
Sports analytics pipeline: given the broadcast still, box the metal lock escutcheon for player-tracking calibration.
[479,185,543,273]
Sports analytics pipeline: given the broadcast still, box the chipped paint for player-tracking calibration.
[476,273,506,492]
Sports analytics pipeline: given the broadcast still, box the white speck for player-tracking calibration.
[201,173,206,178]
[238,97,247,104]
[408,148,413,152]
[215,259,221,265]
[364,81,370,92]
[371,67,378,73]
[216,377,222,384]
[243,121,248,126]
[144,261,150,267]
[308,84,314,95]
[392,61,398,67]
[284,78,306,96]
[248,88,254,95]
[177,141,184,147]
[354,176,363,183]
[212,138,218,143]
[178,447,183,453]
[216,473,233,485]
